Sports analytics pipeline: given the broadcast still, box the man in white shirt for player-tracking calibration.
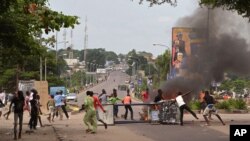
[0,90,6,118]
[175,91,199,126]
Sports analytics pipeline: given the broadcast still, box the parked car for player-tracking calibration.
[66,93,77,102]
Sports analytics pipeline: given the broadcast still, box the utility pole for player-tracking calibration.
[69,29,74,59]
[84,16,88,68]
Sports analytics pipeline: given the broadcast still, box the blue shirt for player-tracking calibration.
[54,95,64,106]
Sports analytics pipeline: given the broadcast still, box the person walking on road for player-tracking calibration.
[93,93,107,129]
[84,91,97,134]
[0,90,6,118]
[174,91,199,126]
[29,89,38,130]
[3,92,15,120]
[23,91,31,114]
[8,91,25,140]
[59,90,70,119]
[53,91,63,120]
[36,95,43,127]
[98,89,108,104]
[108,89,121,118]
[122,89,133,120]
[203,91,225,126]
[47,95,55,122]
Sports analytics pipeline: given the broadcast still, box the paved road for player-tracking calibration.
[74,70,250,141]
[77,70,130,106]
[1,70,250,141]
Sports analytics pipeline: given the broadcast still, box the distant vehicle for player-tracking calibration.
[66,93,77,102]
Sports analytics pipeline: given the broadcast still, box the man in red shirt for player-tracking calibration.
[141,88,149,102]
[92,94,107,129]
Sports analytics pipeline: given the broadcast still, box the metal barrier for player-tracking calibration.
[97,101,180,125]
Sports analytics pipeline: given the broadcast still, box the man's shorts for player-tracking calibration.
[203,104,218,116]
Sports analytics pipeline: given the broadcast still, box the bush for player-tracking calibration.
[189,100,201,110]
[233,99,247,110]
[215,98,247,111]
[215,100,232,111]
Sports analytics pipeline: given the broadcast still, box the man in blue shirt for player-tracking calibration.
[54,91,63,120]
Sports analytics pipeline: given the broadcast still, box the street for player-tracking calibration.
[1,70,250,141]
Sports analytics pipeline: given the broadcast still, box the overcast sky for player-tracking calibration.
[47,0,199,57]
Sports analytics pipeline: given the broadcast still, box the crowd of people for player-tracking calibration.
[0,89,72,140]
[0,86,227,139]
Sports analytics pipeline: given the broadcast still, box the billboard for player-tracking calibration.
[49,86,67,96]
[171,27,204,77]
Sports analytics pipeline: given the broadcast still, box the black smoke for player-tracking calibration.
[161,8,250,98]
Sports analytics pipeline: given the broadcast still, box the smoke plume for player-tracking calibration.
[161,7,250,98]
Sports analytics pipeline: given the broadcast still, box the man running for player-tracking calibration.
[203,91,225,126]
[84,91,97,134]
[93,93,107,129]
[9,91,25,140]
[174,91,199,126]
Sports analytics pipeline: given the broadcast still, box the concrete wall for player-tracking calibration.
[34,81,49,111]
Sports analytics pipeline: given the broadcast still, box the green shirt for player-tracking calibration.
[84,96,95,111]
[108,97,121,104]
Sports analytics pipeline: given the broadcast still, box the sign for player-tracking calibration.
[49,86,67,96]
[151,110,160,121]
[171,27,204,78]
[96,68,107,74]
[18,80,35,94]
[230,125,250,141]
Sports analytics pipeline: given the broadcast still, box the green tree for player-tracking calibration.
[0,0,78,91]
[105,51,119,64]
[200,0,250,20]
[135,0,250,20]
[155,50,171,81]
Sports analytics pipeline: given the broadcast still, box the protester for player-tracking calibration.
[122,89,133,120]
[84,91,97,134]
[0,90,6,117]
[108,89,121,118]
[36,95,43,127]
[0,98,4,118]
[29,89,38,130]
[47,95,55,122]
[93,93,107,129]
[53,91,63,120]
[141,88,149,102]
[59,90,69,119]
[23,91,31,114]
[154,89,164,103]
[98,89,108,104]
[3,92,15,120]
[8,91,25,140]
[174,91,199,126]
[203,91,226,126]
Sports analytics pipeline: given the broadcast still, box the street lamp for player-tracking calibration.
[153,43,172,79]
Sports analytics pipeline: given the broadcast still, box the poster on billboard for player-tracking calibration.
[171,27,204,77]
